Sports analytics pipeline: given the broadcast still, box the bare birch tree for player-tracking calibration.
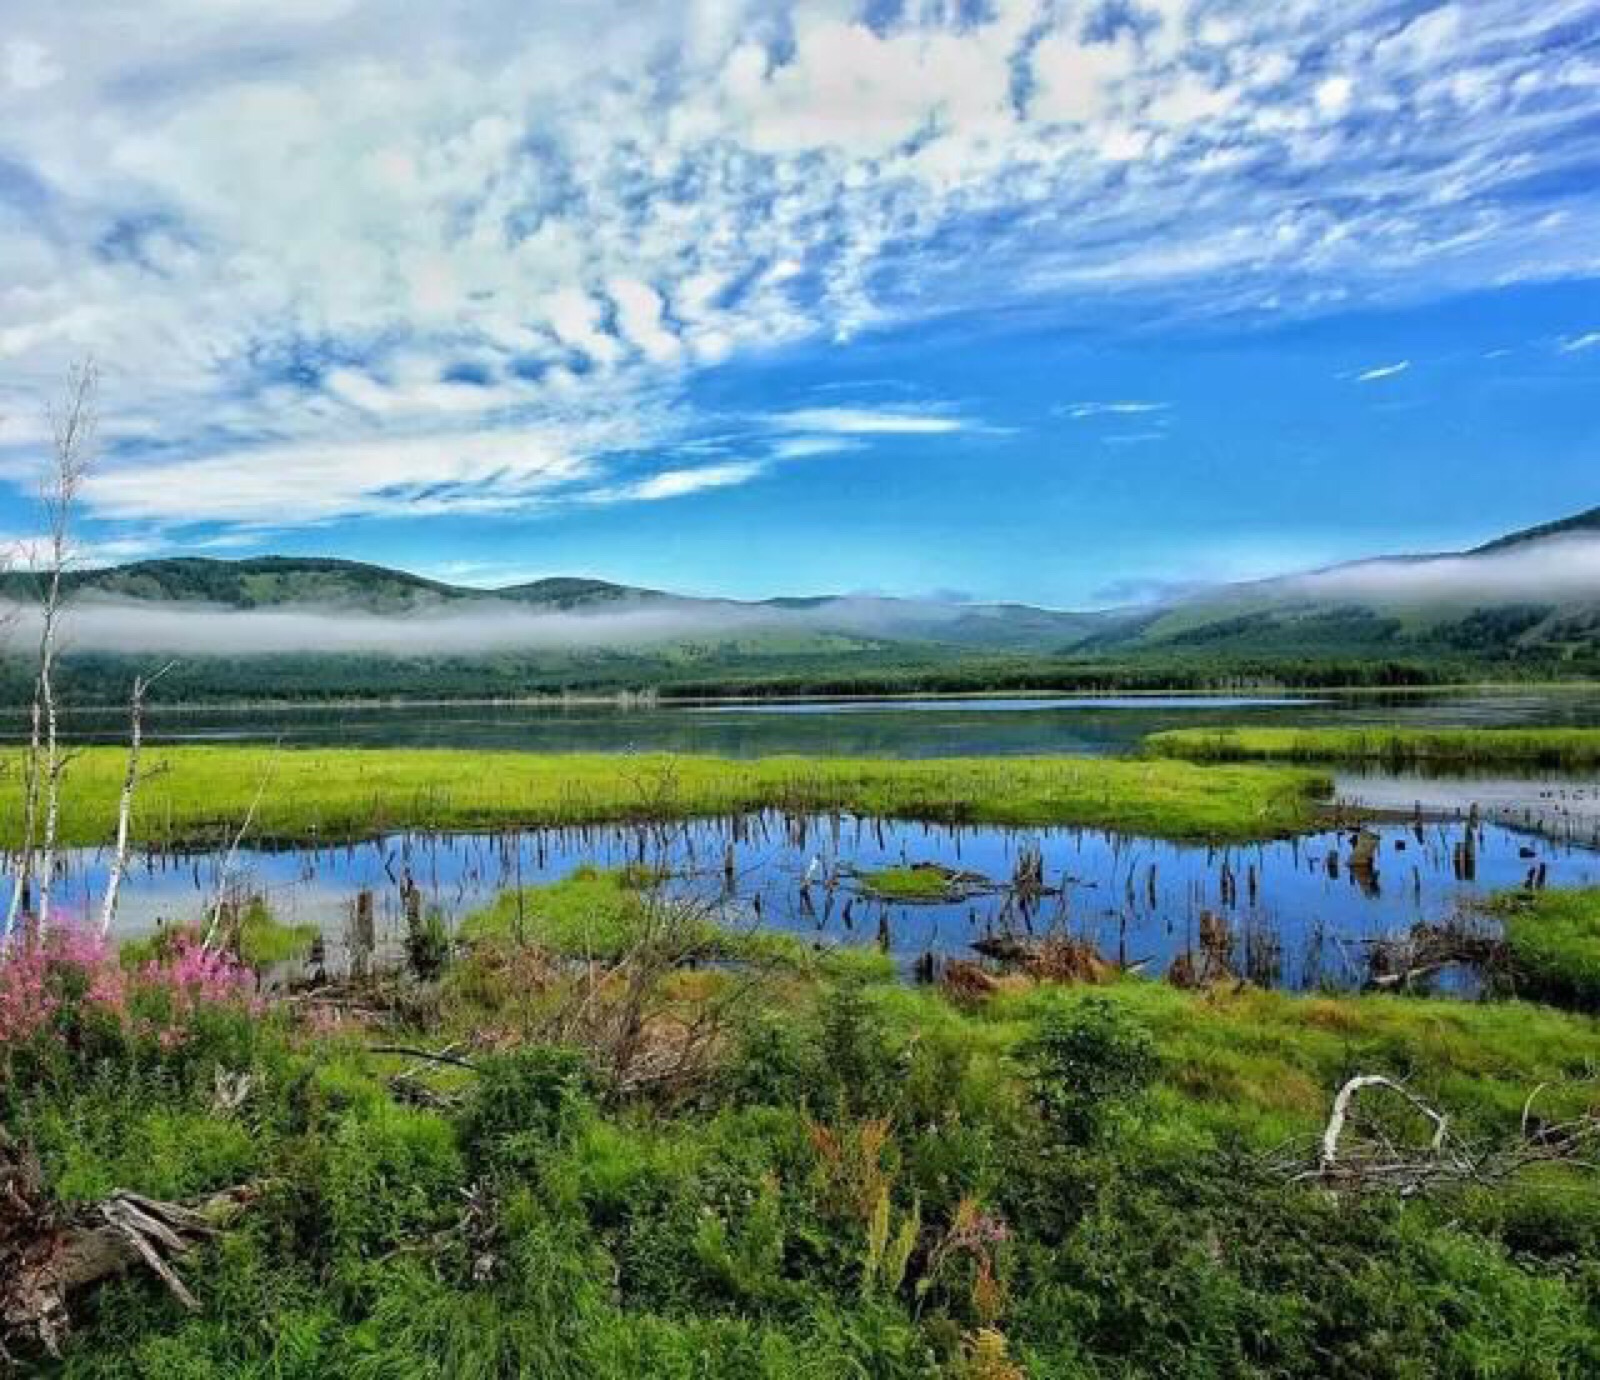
[98,662,174,940]
[3,361,97,943]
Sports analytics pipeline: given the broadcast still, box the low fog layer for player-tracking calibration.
[0,591,1019,657]
[1281,533,1600,604]
[5,531,1597,658]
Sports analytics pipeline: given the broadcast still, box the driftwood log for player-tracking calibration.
[1269,1075,1600,1197]
[1,1132,255,1359]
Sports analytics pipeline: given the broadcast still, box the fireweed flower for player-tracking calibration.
[0,922,257,1050]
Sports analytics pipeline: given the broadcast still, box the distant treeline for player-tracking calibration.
[0,645,1593,710]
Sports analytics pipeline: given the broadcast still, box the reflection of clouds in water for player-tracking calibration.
[38,812,1600,991]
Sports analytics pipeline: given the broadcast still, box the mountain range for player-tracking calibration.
[3,504,1598,699]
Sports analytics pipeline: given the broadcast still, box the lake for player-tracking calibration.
[18,685,1600,993]
[23,685,1600,757]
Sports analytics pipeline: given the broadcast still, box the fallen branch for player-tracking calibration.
[369,1043,479,1072]
[1,1133,256,1358]
[1269,1074,1600,1197]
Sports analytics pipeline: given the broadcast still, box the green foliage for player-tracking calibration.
[1495,888,1600,1011]
[1018,995,1158,1147]
[405,903,452,981]
[13,932,1600,1377]
[323,1103,464,1257]
[462,1044,592,1173]
[237,905,319,966]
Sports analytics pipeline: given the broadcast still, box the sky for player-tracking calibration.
[0,0,1598,609]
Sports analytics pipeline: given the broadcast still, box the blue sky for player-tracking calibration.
[1,0,1598,607]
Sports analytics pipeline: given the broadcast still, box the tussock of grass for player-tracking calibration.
[462,865,654,958]
[119,898,316,968]
[1148,726,1600,767]
[854,865,958,900]
[0,745,1331,847]
[1493,888,1600,1012]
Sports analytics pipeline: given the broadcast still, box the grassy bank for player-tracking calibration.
[0,746,1330,847]
[1495,888,1600,1012]
[1148,726,1600,768]
[6,917,1600,1376]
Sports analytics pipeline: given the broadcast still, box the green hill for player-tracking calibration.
[0,504,1597,701]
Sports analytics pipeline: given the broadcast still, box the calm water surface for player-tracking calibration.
[26,686,1600,757]
[48,809,1596,992]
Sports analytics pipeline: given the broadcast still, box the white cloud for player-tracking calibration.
[606,461,765,503]
[1031,31,1137,125]
[3,38,61,92]
[1314,75,1353,115]
[1062,401,1170,419]
[767,408,965,436]
[771,435,860,460]
[1559,332,1600,353]
[544,289,624,367]
[81,427,599,525]
[1354,360,1411,382]
[0,0,1596,543]
[607,278,681,366]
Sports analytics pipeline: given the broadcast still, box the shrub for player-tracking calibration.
[462,1045,592,1173]
[1018,996,1158,1147]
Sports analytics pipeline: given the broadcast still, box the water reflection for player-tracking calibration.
[40,810,1599,993]
[13,686,1600,758]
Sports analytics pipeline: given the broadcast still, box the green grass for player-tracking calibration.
[461,865,657,957]
[12,957,1600,1376]
[236,899,319,965]
[1493,889,1600,1012]
[14,877,1600,1380]
[1147,726,1600,767]
[2,745,1331,847]
[854,866,960,901]
[1152,730,1600,771]
[461,865,813,968]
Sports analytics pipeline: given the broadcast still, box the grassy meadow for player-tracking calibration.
[6,730,1600,1373]
[0,745,1332,847]
[7,901,1600,1376]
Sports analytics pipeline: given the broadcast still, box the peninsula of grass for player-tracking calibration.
[1147,726,1600,769]
[1492,888,1600,1012]
[0,746,1331,847]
